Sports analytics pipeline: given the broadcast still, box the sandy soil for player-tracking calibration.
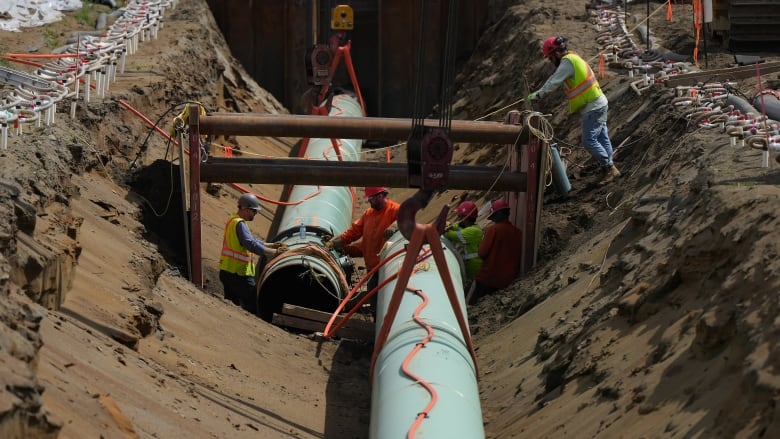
[0,0,778,438]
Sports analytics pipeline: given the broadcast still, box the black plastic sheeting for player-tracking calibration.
[726,94,758,116]
[752,93,780,122]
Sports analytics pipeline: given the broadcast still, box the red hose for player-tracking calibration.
[402,288,438,438]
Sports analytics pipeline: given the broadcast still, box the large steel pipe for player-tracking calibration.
[199,113,529,144]
[371,233,483,438]
[257,94,364,321]
[274,94,364,239]
[202,158,527,192]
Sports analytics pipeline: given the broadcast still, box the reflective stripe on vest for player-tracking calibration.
[221,248,251,263]
[563,53,603,114]
[455,230,479,260]
[218,215,254,276]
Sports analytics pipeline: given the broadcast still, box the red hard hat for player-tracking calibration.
[490,199,510,215]
[364,187,388,198]
[455,201,478,219]
[542,36,565,57]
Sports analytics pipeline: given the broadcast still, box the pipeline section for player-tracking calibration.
[752,92,780,123]
[247,93,486,436]
[370,233,484,439]
[256,93,364,321]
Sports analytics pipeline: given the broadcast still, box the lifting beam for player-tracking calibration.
[198,113,530,144]
[188,107,546,287]
[201,157,526,191]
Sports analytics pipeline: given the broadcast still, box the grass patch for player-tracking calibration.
[42,26,60,49]
[0,44,9,68]
[72,3,96,27]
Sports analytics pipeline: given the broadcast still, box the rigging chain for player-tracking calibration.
[407,0,459,191]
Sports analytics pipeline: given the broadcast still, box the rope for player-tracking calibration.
[410,0,428,138]
[259,244,351,302]
[439,0,460,132]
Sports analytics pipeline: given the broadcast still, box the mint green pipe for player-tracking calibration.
[370,232,484,438]
[257,93,364,320]
[277,93,364,241]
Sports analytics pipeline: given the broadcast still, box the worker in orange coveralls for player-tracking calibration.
[471,199,523,304]
[326,187,399,293]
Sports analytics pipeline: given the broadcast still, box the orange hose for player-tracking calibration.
[2,56,43,68]
[323,248,406,338]
[402,288,438,438]
[4,52,81,58]
[323,248,433,338]
[119,99,179,146]
[233,182,323,207]
[119,99,324,207]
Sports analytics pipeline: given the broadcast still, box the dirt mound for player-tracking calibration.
[460,1,779,437]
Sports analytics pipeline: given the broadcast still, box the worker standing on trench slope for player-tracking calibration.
[528,36,621,184]
[326,187,400,295]
[219,193,287,314]
[470,199,523,304]
[443,200,484,298]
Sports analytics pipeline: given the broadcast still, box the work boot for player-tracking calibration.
[599,165,621,184]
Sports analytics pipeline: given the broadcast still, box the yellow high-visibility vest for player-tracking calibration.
[218,214,254,276]
[563,53,603,114]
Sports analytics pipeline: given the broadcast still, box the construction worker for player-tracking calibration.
[219,193,287,314]
[326,187,399,293]
[528,36,621,184]
[471,199,523,304]
[443,201,484,281]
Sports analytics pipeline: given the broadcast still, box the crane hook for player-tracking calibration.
[397,189,449,241]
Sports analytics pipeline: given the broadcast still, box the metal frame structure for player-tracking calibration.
[187,105,547,287]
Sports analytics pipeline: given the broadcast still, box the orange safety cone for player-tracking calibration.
[223,145,233,158]
[667,0,673,21]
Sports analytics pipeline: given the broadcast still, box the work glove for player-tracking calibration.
[383,227,397,239]
[527,92,538,101]
[263,242,289,257]
[273,242,289,255]
[325,236,343,250]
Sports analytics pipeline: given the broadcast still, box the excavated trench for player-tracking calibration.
[127,159,189,275]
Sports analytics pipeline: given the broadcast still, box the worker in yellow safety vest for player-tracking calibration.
[219,193,287,314]
[443,200,484,281]
[528,36,621,184]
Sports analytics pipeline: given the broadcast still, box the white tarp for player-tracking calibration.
[0,0,83,32]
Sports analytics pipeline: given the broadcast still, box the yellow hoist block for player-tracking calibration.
[170,103,206,138]
[331,5,354,30]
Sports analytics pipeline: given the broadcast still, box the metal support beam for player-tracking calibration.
[199,113,529,144]
[201,158,526,192]
[188,106,203,287]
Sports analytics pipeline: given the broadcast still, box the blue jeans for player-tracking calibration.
[581,104,614,169]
